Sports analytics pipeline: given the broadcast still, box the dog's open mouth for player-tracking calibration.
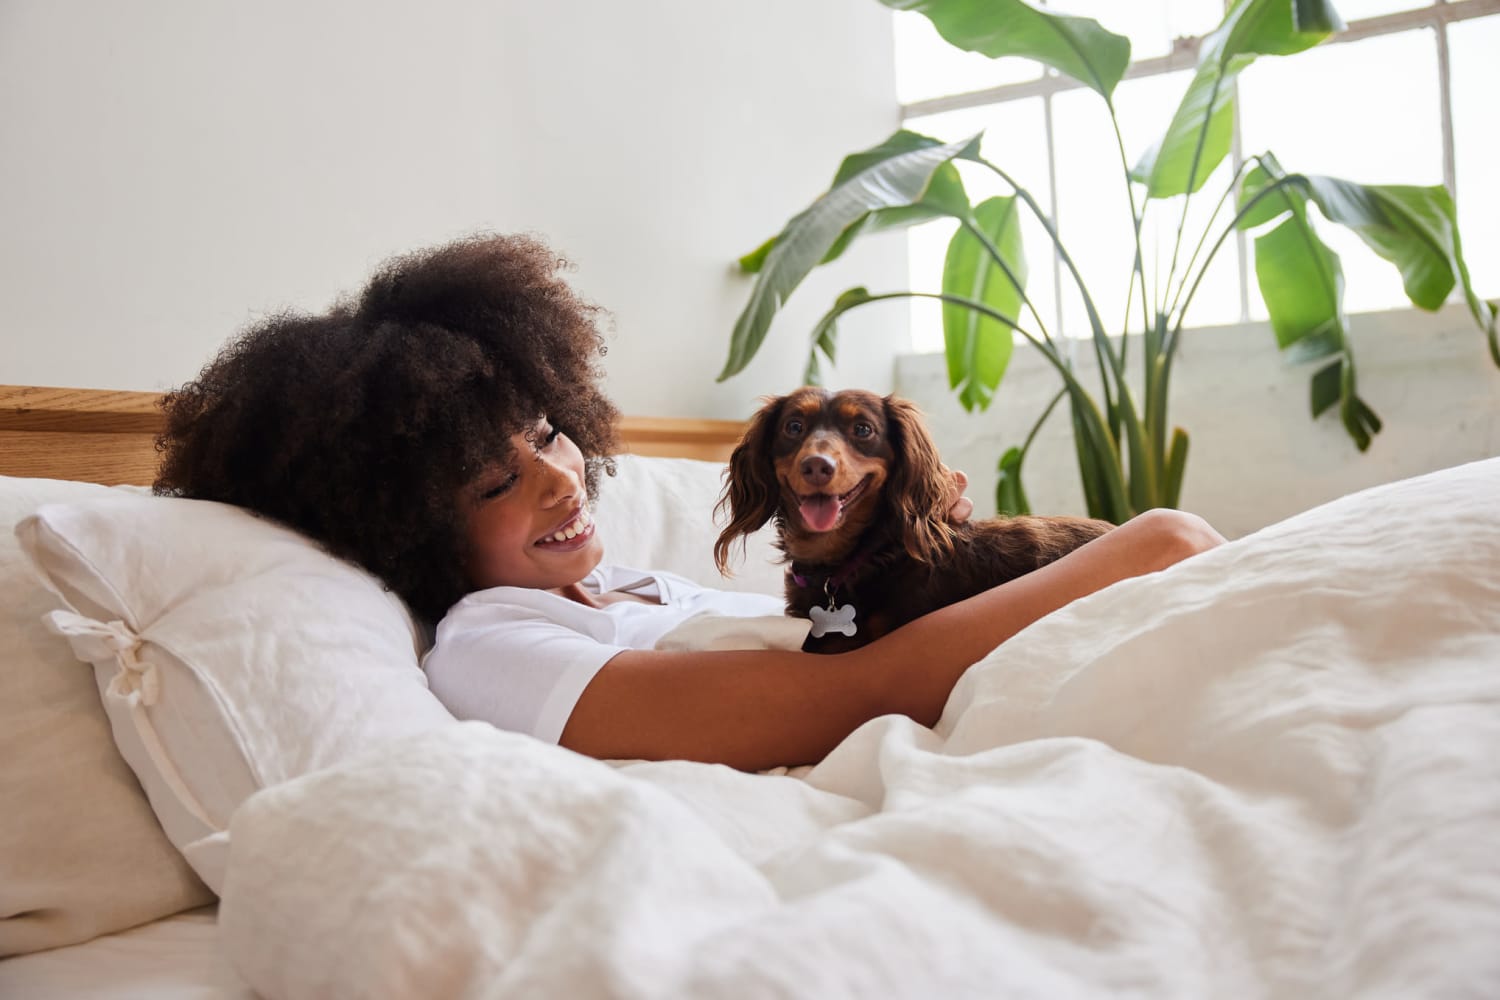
[797,475,872,533]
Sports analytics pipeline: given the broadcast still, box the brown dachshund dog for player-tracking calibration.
[713,387,1113,653]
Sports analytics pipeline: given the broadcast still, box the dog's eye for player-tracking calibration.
[852,421,875,439]
[783,418,804,436]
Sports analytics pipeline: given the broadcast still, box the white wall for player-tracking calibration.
[0,0,906,418]
[896,305,1500,538]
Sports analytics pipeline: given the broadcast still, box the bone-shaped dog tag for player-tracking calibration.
[809,603,857,639]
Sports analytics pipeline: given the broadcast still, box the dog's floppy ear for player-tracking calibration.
[714,394,787,575]
[884,395,957,564]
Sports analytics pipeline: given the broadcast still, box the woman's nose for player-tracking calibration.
[536,454,580,506]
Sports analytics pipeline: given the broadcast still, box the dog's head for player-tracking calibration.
[713,387,958,572]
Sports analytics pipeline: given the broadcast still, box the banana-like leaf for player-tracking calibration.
[1337,356,1382,451]
[1133,0,1340,198]
[1243,169,1392,451]
[1242,156,1499,362]
[1235,152,1301,229]
[737,131,971,274]
[719,134,982,382]
[1302,179,1458,309]
[1254,207,1347,356]
[1240,158,1344,361]
[995,446,1030,516]
[1311,356,1382,449]
[878,0,1130,99]
[1310,358,1341,418]
[942,196,1025,412]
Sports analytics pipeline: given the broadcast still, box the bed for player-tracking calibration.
[2,382,1497,999]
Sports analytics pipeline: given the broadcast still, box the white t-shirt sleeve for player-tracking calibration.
[422,568,790,746]
[423,606,627,746]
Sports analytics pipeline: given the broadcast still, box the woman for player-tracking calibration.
[156,234,1224,771]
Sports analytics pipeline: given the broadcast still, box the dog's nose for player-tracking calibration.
[800,454,836,488]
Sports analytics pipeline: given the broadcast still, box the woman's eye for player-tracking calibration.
[480,475,517,501]
[784,419,803,436]
[853,422,874,439]
[541,424,561,447]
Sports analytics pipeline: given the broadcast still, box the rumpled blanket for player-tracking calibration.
[220,459,1500,999]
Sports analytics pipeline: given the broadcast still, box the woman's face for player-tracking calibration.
[459,418,603,592]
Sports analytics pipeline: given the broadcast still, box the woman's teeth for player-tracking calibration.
[545,509,591,543]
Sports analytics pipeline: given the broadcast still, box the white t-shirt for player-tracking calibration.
[422,565,788,744]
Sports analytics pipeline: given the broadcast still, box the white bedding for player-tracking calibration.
[0,908,251,999]
[213,458,1500,999]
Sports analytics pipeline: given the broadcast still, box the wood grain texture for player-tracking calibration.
[0,384,747,485]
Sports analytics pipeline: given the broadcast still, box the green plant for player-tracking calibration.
[717,0,1498,523]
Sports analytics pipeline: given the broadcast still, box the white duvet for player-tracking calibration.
[219,459,1500,999]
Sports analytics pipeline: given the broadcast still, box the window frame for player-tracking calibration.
[896,0,1500,336]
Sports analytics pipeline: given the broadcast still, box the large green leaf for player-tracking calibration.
[878,0,1130,99]
[1133,0,1340,198]
[737,131,971,273]
[995,446,1030,516]
[1241,156,1498,360]
[942,196,1025,412]
[719,133,981,382]
[1327,179,1498,359]
[1239,157,1340,360]
[1244,169,1388,450]
[1317,356,1383,451]
[1301,177,1474,313]
[1253,202,1346,356]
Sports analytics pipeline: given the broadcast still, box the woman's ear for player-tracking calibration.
[884,395,956,564]
[713,395,787,575]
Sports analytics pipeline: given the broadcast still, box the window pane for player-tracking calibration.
[1450,15,1500,304]
[1053,70,1243,338]
[904,101,1056,353]
[1240,30,1443,316]
[1058,0,1225,62]
[893,11,1040,105]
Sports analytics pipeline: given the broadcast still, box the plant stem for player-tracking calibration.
[1020,387,1067,457]
[1167,170,1311,357]
[1108,108,1153,339]
[1159,69,1226,321]
[973,157,1160,508]
[1164,157,1256,324]
[972,158,1130,397]
[902,290,1132,520]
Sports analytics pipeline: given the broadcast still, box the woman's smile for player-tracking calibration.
[535,507,594,549]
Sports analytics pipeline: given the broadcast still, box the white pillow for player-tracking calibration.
[596,454,784,597]
[17,493,457,895]
[0,476,211,957]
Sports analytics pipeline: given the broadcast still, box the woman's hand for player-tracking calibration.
[946,468,973,523]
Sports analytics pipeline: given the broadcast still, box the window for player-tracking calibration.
[896,1,1500,351]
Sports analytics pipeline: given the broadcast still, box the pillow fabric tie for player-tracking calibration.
[43,609,220,831]
[44,611,160,706]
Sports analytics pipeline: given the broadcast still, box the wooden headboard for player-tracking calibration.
[0,384,747,486]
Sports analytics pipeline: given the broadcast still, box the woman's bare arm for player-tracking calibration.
[560,509,1224,771]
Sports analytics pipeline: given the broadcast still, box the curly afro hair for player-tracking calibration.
[154,233,621,622]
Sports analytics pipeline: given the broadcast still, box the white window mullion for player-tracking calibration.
[1042,84,1067,356]
[1434,10,1460,198]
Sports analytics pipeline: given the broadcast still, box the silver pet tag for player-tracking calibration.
[809,580,857,639]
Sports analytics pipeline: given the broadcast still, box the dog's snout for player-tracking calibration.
[800,454,836,488]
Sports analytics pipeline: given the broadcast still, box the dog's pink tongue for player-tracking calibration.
[799,495,841,532]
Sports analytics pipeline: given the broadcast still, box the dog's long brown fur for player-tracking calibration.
[714,388,1113,653]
